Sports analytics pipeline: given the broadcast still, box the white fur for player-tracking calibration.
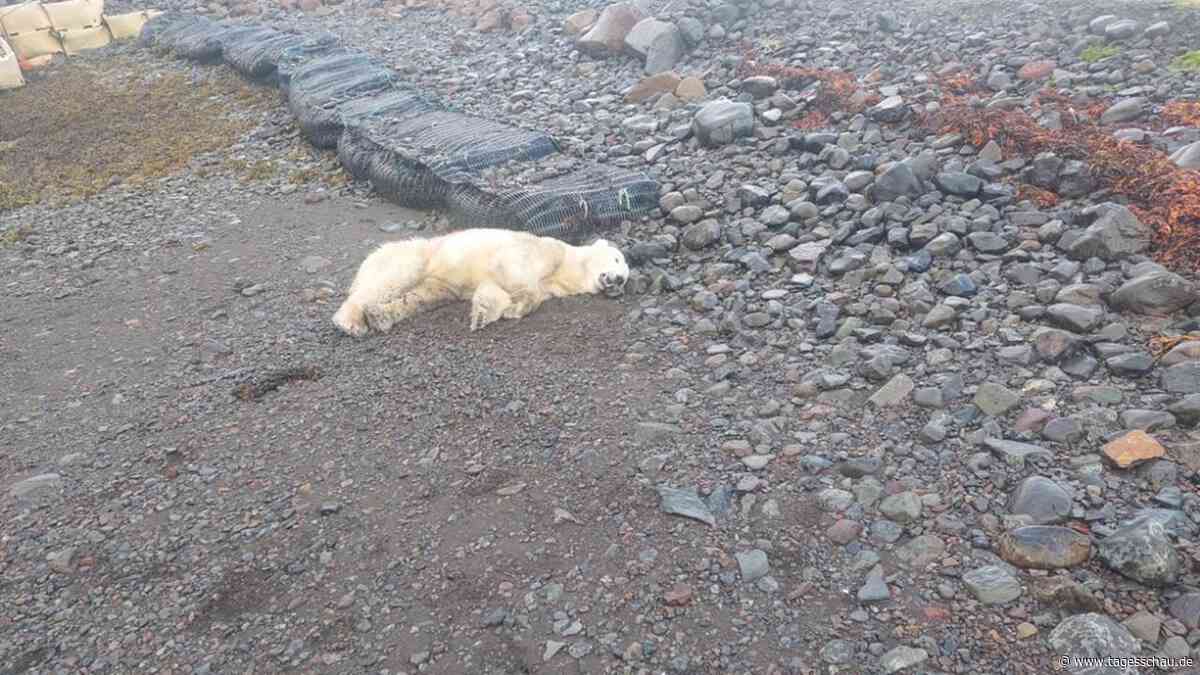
[332,228,630,336]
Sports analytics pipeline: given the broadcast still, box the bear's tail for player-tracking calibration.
[333,238,433,336]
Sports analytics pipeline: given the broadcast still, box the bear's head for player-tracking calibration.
[585,238,629,298]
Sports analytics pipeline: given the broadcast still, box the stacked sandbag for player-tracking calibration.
[42,0,107,55]
[102,9,160,41]
[133,12,659,243]
[0,2,64,60]
[0,34,24,89]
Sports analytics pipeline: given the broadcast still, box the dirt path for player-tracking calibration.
[0,176,706,672]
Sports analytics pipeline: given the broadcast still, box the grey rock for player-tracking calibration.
[974,382,1021,416]
[1168,395,1200,426]
[1064,203,1150,261]
[1109,271,1196,316]
[879,491,922,524]
[736,549,770,581]
[1009,476,1072,525]
[1169,592,1200,629]
[962,565,1022,604]
[740,75,778,99]
[871,95,907,123]
[657,486,716,526]
[1144,21,1170,39]
[1096,517,1180,587]
[880,646,928,674]
[1164,362,1200,394]
[1099,97,1145,124]
[894,534,947,569]
[9,473,63,500]
[985,438,1054,464]
[935,171,982,196]
[1104,19,1139,41]
[818,488,856,512]
[682,219,723,250]
[873,162,924,202]
[1045,303,1104,333]
[1048,614,1140,674]
[858,564,890,602]
[691,99,754,146]
[869,373,914,407]
[1170,141,1200,169]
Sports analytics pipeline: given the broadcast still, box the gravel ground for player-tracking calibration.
[6,0,1200,673]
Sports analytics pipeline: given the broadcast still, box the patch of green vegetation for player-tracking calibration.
[1174,0,1200,9]
[1170,50,1200,72]
[0,55,276,211]
[1081,44,1120,63]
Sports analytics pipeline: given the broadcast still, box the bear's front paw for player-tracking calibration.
[332,302,369,337]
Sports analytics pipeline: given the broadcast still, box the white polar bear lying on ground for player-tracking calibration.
[332,228,630,337]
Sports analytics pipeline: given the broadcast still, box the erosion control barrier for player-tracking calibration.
[136,11,658,243]
[0,0,164,73]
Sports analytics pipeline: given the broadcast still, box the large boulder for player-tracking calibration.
[643,23,684,74]
[1109,270,1197,316]
[1062,203,1150,261]
[576,2,646,56]
[691,98,754,146]
[1048,613,1140,675]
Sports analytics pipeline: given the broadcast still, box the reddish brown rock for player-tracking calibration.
[564,8,596,35]
[576,1,645,56]
[476,8,502,31]
[298,0,321,11]
[1102,430,1166,469]
[664,584,693,606]
[625,71,681,103]
[1018,60,1055,81]
[674,76,706,101]
[509,6,532,30]
[1014,408,1052,433]
[827,519,862,545]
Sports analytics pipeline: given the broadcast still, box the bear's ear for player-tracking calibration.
[591,238,611,248]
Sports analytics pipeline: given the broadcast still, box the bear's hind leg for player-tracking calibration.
[501,287,548,320]
[469,282,513,332]
[366,280,454,333]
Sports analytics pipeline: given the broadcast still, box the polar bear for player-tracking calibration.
[331,228,630,337]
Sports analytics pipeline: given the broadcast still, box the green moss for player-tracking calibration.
[1170,51,1200,72]
[1081,44,1120,63]
[0,55,275,211]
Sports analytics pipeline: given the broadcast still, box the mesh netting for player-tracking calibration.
[221,28,298,79]
[286,52,400,148]
[135,12,660,243]
[446,163,659,243]
[173,23,273,63]
[335,110,562,210]
[143,13,216,53]
[271,33,343,91]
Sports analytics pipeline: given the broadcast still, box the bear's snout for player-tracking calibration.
[599,272,627,297]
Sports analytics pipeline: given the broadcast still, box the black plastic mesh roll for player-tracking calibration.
[446,164,660,243]
[273,33,343,92]
[222,29,301,79]
[131,12,660,243]
[174,24,273,63]
[286,52,400,148]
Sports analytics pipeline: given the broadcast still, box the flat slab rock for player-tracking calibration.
[1101,430,1166,469]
